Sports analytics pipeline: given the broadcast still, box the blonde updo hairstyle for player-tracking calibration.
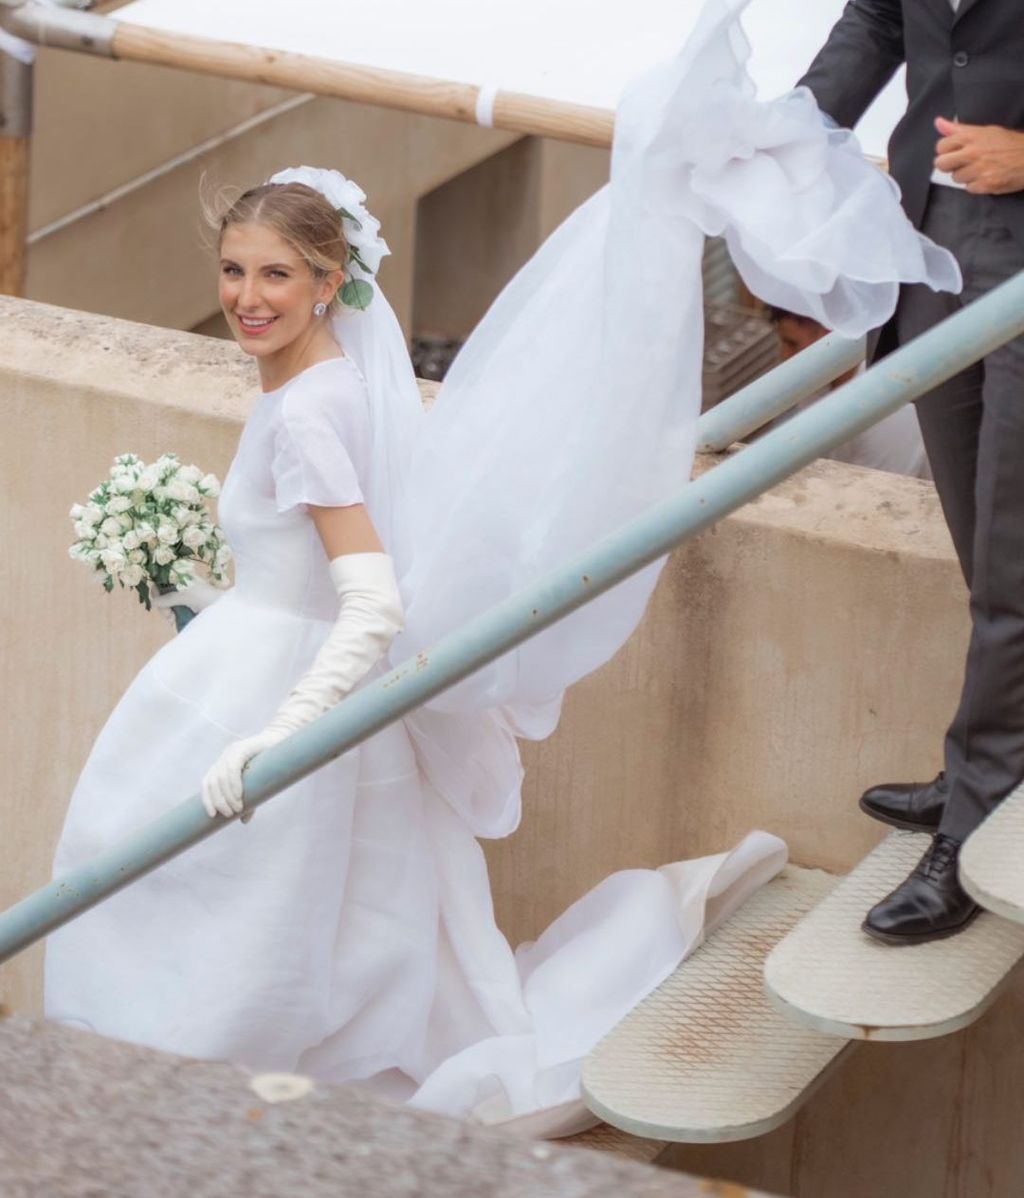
[206,181,349,311]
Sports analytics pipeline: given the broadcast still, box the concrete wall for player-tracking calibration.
[3,299,1021,1197]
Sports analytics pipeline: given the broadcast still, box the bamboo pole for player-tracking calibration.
[110,24,616,148]
[0,50,31,296]
[0,135,28,294]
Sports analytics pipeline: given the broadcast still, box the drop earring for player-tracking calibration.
[313,301,328,317]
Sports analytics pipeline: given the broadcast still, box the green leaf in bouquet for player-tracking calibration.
[137,580,151,611]
[341,278,374,311]
[102,575,114,593]
[337,206,363,231]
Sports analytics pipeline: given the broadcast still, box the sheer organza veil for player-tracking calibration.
[327,0,959,841]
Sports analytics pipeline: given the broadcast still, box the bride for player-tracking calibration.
[44,0,959,1136]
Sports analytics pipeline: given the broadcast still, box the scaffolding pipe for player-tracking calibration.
[1,269,1022,965]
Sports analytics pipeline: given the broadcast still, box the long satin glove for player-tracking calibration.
[200,552,404,819]
[151,576,227,625]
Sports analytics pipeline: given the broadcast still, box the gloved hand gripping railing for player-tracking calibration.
[2,272,1023,965]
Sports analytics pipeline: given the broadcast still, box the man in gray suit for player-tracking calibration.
[799,0,1024,944]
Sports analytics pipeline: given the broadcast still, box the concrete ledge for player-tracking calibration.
[0,1016,774,1198]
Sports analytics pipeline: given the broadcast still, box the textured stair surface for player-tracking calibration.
[961,785,1024,924]
[581,866,850,1143]
[765,831,1024,1041]
[565,1122,666,1164]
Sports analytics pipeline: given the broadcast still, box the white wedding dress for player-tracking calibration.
[45,0,958,1136]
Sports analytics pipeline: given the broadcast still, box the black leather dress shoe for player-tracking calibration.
[859,772,948,832]
[862,834,980,945]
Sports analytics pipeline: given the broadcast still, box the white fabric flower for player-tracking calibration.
[268,165,390,283]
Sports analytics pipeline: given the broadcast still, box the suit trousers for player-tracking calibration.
[898,186,1024,841]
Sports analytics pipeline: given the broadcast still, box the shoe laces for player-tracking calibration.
[920,834,959,883]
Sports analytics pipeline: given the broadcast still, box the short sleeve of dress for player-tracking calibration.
[271,360,370,514]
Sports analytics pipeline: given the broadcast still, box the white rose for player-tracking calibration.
[153,545,175,566]
[138,465,162,491]
[156,453,179,472]
[107,495,133,515]
[94,533,109,549]
[157,522,179,546]
[182,525,207,550]
[172,505,201,527]
[120,564,144,587]
[215,543,232,566]
[168,479,202,504]
[178,464,203,485]
[101,547,127,573]
[100,516,122,536]
[127,548,146,565]
[69,503,86,520]
[198,474,220,498]
[82,503,104,526]
[110,473,136,495]
[74,520,96,540]
[122,529,141,551]
[135,522,157,545]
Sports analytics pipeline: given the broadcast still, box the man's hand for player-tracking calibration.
[934,116,1024,195]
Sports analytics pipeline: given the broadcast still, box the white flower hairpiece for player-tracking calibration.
[268,166,390,311]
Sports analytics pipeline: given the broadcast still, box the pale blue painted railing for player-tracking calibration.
[2,271,1023,965]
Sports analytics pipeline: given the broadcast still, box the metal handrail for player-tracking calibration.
[696,331,865,452]
[2,271,1022,965]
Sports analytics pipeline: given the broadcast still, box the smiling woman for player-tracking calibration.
[214,185,346,393]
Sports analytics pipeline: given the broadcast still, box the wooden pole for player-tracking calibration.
[0,52,31,297]
[0,136,28,294]
[111,24,616,149]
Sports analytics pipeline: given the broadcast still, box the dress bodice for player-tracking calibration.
[217,356,372,623]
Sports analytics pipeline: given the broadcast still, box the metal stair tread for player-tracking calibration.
[581,865,849,1144]
[960,784,1024,924]
[764,831,1024,1041]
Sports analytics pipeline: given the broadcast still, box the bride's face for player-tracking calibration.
[218,222,331,358]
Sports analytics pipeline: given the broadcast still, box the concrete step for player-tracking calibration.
[581,866,851,1143]
[960,785,1024,924]
[764,831,1024,1041]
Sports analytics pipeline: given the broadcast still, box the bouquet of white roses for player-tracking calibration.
[69,452,231,629]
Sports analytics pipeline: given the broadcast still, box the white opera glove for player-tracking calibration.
[151,576,227,624]
[200,553,404,820]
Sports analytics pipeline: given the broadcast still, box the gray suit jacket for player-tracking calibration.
[799,0,1024,242]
